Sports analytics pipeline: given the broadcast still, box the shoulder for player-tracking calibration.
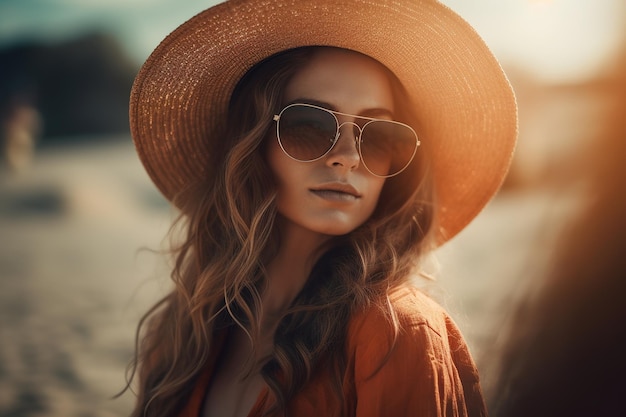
[347,284,480,385]
[344,285,487,416]
[348,284,454,343]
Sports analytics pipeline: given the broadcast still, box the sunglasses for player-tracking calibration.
[273,103,420,178]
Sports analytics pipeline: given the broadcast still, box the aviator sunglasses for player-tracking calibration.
[273,103,420,178]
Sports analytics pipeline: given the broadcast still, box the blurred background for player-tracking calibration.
[0,0,624,416]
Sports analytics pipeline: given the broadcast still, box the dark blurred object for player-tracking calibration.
[0,32,138,152]
[0,186,65,217]
[489,45,626,416]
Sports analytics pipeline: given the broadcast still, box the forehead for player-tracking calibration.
[283,48,395,114]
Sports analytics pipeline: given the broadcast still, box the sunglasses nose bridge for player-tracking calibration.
[336,121,362,145]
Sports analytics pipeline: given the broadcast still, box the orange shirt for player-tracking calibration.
[178,286,487,417]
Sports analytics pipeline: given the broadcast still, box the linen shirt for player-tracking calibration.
[178,285,487,417]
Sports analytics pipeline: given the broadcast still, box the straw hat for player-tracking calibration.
[130,0,517,244]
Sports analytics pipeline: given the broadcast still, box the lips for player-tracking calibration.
[310,182,361,199]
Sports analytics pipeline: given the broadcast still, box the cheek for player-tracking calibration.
[362,177,387,216]
[267,138,305,195]
[267,135,286,179]
[362,156,392,177]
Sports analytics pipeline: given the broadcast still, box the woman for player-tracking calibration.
[125,1,517,416]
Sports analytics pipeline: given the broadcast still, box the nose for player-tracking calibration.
[326,122,361,171]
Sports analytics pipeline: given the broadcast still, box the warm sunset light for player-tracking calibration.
[1,1,624,415]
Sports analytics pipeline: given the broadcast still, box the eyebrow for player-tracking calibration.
[285,97,395,120]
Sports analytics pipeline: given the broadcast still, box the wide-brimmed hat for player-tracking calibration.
[130,0,517,244]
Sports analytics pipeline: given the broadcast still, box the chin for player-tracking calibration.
[315,222,363,237]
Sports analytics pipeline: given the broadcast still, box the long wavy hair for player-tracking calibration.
[125,46,436,417]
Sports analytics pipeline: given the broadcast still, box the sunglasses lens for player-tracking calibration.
[360,121,418,177]
[278,105,337,161]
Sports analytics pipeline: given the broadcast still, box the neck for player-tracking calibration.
[261,219,332,324]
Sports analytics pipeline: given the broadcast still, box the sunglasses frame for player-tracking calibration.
[273,103,420,178]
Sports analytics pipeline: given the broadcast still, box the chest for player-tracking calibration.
[199,327,352,417]
[201,330,269,417]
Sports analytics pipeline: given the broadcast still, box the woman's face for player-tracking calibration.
[267,48,394,237]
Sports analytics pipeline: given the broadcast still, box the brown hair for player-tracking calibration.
[125,46,435,417]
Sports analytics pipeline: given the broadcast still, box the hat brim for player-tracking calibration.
[130,0,517,245]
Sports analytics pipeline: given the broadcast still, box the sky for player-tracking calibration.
[1,0,624,83]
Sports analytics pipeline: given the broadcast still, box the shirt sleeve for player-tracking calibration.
[349,295,487,417]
